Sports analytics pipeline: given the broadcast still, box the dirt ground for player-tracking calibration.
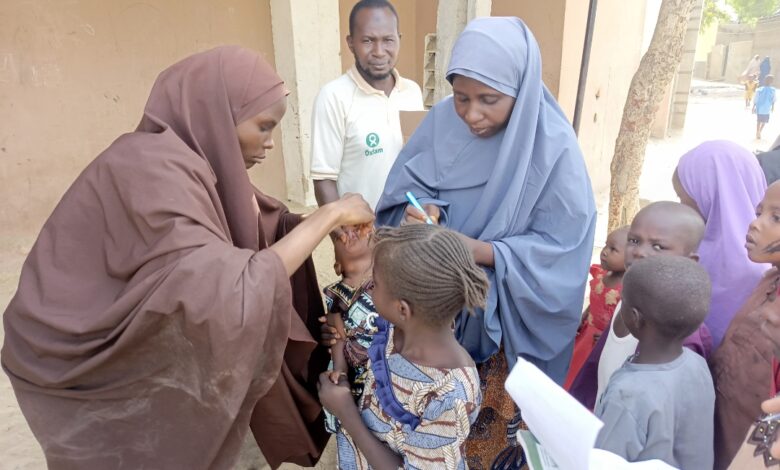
[2,90,779,469]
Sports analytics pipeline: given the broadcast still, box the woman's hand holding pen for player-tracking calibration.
[402,204,440,225]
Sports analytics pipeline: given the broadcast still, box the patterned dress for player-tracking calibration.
[323,280,379,433]
[337,318,482,469]
[564,264,622,389]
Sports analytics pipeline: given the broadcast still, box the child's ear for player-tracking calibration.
[398,300,412,322]
[333,262,342,277]
[687,252,700,263]
[631,307,645,329]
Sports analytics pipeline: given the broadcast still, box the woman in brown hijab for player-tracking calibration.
[1,46,373,469]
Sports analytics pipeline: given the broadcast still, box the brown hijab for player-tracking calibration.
[2,46,328,469]
[710,268,779,470]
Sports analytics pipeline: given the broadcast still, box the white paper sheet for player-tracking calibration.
[504,357,680,470]
[504,357,604,470]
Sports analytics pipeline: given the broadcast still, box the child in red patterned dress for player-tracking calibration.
[564,226,629,390]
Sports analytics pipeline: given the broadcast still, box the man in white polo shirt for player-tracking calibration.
[310,0,423,210]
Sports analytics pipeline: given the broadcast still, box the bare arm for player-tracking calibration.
[328,313,348,381]
[269,194,373,276]
[318,373,403,469]
[459,236,495,267]
[314,179,340,207]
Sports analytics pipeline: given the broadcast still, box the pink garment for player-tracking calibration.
[710,269,779,470]
[677,141,768,348]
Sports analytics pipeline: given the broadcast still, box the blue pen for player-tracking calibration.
[405,191,434,224]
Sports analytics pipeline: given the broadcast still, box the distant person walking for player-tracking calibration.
[760,56,772,82]
[754,75,776,140]
[745,75,759,109]
[743,55,761,79]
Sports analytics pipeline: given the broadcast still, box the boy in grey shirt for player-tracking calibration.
[595,256,715,470]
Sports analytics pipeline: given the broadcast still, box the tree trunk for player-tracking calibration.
[607,0,698,232]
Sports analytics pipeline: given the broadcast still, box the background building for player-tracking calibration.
[1,0,657,247]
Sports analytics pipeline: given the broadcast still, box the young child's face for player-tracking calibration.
[334,236,372,259]
[600,229,628,272]
[625,210,695,269]
[333,236,373,276]
[747,182,780,265]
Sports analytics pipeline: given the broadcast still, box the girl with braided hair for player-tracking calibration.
[318,224,487,470]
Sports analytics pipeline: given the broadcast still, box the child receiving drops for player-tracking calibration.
[318,224,487,470]
[564,226,628,389]
[322,231,379,433]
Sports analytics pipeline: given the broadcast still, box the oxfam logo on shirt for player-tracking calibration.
[365,132,384,157]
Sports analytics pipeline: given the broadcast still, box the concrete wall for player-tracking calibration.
[716,22,754,45]
[576,0,648,199]
[557,0,589,120]
[338,0,438,86]
[669,0,703,130]
[492,0,567,101]
[708,44,726,80]
[2,0,652,244]
[705,18,780,84]
[696,20,719,62]
[693,18,718,79]
[0,0,282,243]
[724,40,754,82]
[491,0,648,199]
[271,0,342,206]
[754,17,780,81]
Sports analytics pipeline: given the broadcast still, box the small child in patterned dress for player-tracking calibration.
[319,224,488,470]
[564,226,628,389]
[322,234,379,433]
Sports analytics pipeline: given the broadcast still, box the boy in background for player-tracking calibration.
[754,74,776,140]
[595,256,714,470]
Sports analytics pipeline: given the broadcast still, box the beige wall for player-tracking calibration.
[576,0,648,199]
[492,0,648,200]
[558,0,589,120]
[0,0,283,242]
[338,0,438,86]
[3,0,650,243]
[492,0,567,99]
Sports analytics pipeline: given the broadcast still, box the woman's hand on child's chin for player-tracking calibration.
[317,371,354,417]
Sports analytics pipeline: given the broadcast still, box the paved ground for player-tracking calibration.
[1,90,778,469]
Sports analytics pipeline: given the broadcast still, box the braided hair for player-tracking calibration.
[373,224,489,327]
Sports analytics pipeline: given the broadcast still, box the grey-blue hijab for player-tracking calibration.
[376,17,596,383]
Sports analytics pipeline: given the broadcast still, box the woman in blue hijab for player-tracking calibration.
[376,17,596,467]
